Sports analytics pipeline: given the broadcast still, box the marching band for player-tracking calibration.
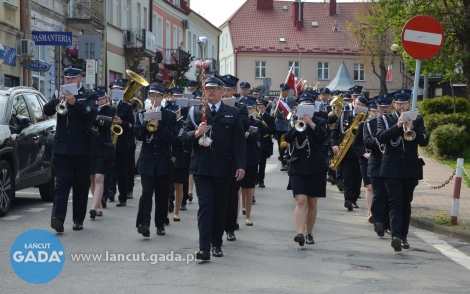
[46,64,428,258]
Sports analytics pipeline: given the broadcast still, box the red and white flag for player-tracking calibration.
[278,99,291,115]
[287,70,296,93]
[386,64,392,83]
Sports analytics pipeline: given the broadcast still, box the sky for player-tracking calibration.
[189,0,359,28]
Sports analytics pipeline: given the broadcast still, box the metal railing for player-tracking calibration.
[123,29,146,50]
[162,48,192,65]
[66,0,104,22]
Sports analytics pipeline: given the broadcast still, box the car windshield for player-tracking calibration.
[0,95,8,120]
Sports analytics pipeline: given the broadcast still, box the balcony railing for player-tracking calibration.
[66,0,105,30]
[123,29,155,57]
[163,48,192,66]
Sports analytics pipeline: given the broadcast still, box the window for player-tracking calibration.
[318,62,329,80]
[109,71,122,84]
[288,61,300,78]
[221,36,224,51]
[143,7,147,30]
[157,16,163,47]
[225,33,228,48]
[173,25,178,49]
[126,0,132,28]
[166,21,171,48]
[220,63,224,75]
[174,0,180,6]
[193,34,196,57]
[136,3,141,29]
[255,61,266,78]
[188,31,191,53]
[116,0,121,28]
[25,94,45,123]
[354,63,365,81]
[10,95,31,127]
[34,45,46,61]
[212,45,214,59]
[178,28,183,47]
[106,0,112,23]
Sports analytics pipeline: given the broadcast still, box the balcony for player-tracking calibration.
[66,0,105,31]
[124,29,156,58]
[162,48,193,72]
[195,58,219,75]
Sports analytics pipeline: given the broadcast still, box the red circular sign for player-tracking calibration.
[401,15,444,60]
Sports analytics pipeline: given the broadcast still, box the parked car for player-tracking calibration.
[0,86,56,217]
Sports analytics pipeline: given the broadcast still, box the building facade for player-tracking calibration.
[0,0,23,87]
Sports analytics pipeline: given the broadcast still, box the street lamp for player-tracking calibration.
[391,43,405,89]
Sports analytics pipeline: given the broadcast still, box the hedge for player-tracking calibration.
[417,96,470,116]
[424,113,470,136]
[428,124,468,157]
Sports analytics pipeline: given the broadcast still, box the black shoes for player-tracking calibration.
[108,190,115,202]
[391,237,402,252]
[344,200,353,211]
[101,198,107,208]
[401,238,410,249]
[137,225,150,237]
[327,176,336,185]
[51,218,64,233]
[352,202,359,209]
[73,223,83,230]
[258,182,265,188]
[305,234,315,244]
[242,209,246,215]
[212,247,223,257]
[196,250,210,261]
[156,226,165,235]
[294,234,305,246]
[180,204,187,211]
[164,218,170,225]
[252,196,256,204]
[337,180,344,192]
[127,192,133,199]
[374,223,385,237]
[89,209,97,220]
[116,201,126,207]
[227,232,236,241]
[246,220,253,226]
[234,223,239,230]
[96,211,103,217]
[188,193,193,202]
[368,216,374,224]
[173,217,180,222]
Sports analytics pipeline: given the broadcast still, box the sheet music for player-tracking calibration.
[189,99,202,107]
[249,126,258,133]
[60,84,78,96]
[222,97,236,107]
[144,111,162,121]
[356,105,368,115]
[314,101,322,113]
[401,109,419,121]
[110,89,124,101]
[175,98,189,107]
[297,104,316,117]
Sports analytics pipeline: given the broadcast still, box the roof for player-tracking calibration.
[326,61,356,91]
[223,0,361,54]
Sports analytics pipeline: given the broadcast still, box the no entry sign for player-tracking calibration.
[401,15,444,60]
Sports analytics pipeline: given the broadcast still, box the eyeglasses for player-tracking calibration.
[205,86,221,91]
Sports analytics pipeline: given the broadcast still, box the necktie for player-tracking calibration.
[211,105,217,117]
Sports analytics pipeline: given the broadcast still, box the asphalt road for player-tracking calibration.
[2,152,470,293]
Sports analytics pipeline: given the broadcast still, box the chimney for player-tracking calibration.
[256,0,274,10]
[329,0,336,16]
[292,0,303,31]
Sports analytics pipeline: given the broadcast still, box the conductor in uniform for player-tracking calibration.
[183,75,246,260]
[44,64,98,232]
[256,99,276,188]
[377,90,428,252]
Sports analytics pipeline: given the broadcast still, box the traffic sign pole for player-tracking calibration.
[412,59,421,110]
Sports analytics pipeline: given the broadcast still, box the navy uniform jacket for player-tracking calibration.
[352,121,368,165]
[182,102,247,178]
[114,101,134,153]
[233,101,250,132]
[135,107,177,177]
[284,117,328,176]
[245,116,261,167]
[128,112,137,149]
[377,113,429,178]
[271,96,298,132]
[363,118,383,178]
[331,110,356,159]
[258,112,276,152]
[91,105,115,158]
[43,85,98,156]
[171,118,188,169]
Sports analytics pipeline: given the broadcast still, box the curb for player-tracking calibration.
[410,216,470,243]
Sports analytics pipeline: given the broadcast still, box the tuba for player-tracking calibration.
[123,70,148,111]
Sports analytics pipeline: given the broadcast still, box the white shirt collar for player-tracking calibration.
[207,101,222,112]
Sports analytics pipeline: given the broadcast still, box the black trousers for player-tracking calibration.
[275,131,287,161]
[102,162,115,201]
[182,153,191,205]
[257,149,270,183]
[193,175,231,251]
[111,151,129,202]
[136,174,170,228]
[127,147,136,193]
[341,157,362,202]
[384,177,418,239]
[370,177,390,230]
[51,154,90,224]
[225,176,240,233]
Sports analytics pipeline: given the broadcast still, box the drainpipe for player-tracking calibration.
[20,0,27,86]
[234,50,237,77]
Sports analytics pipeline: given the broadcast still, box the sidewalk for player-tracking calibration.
[410,150,470,242]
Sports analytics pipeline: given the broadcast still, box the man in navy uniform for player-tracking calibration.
[44,64,98,232]
[186,80,198,94]
[363,94,393,237]
[183,75,246,260]
[331,94,367,211]
[256,99,276,188]
[377,89,428,252]
[135,84,177,237]
[239,81,251,100]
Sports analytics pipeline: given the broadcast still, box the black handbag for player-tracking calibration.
[418,158,425,180]
[103,142,116,163]
[160,141,177,179]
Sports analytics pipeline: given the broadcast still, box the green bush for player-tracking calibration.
[418,96,470,116]
[428,124,468,157]
[424,113,470,135]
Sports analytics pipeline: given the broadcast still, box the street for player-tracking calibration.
[2,152,470,293]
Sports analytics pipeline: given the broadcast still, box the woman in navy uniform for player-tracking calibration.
[89,87,115,219]
[363,94,393,237]
[377,90,429,252]
[135,84,177,237]
[285,93,328,246]
[256,99,276,188]
[239,98,261,226]
[43,64,98,232]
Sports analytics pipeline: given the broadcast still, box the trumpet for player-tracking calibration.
[56,98,68,115]
[295,119,307,132]
[403,124,416,141]
[146,101,159,132]
[110,99,123,146]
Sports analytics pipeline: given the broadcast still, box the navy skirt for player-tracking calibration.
[90,156,108,175]
[288,173,327,198]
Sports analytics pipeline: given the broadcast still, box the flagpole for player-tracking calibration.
[274,64,295,118]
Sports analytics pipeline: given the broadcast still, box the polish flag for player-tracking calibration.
[278,99,291,115]
[287,70,296,93]
[386,64,392,83]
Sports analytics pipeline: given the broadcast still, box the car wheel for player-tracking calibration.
[0,160,14,217]
[39,167,55,202]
